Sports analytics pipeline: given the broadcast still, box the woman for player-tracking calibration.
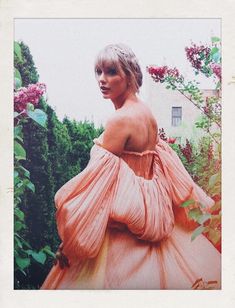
[41,43,221,290]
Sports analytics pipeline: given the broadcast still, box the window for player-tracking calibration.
[172,107,182,126]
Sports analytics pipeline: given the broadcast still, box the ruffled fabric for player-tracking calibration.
[40,137,220,290]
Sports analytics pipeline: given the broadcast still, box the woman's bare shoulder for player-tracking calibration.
[105,109,132,128]
[105,101,157,130]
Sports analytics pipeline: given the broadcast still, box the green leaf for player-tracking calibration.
[14,170,19,178]
[14,176,20,186]
[14,221,25,231]
[19,165,30,178]
[14,196,21,207]
[209,173,220,188]
[18,268,27,276]
[211,47,219,55]
[15,257,30,270]
[31,251,47,264]
[180,199,195,208]
[188,208,203,221]
[14,42,23,62]
[14,141,26,160]
[25,249,34,256]
[198,202,206,209]
[14,134,23,143]
[15,77,22,89]
[14,236,23,249]
[15,233,32,248]
[211,36,220,43]
[14,207,25,221]
[27,109,47,128]
[14,68,22,87]
[210,47,221,63]
[26,103,35,112]
[191,225,206,241]
[197,213,211,224]
[216,81,221,90]
[212,52,221,63]
[42,246,56,258]
[26,181,35,193]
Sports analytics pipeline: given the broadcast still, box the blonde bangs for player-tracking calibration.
[94,47,123,75]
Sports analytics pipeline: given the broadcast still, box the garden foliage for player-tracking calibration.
[14,41,103,289]
[150,37,221,251]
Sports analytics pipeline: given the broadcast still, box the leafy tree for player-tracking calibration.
[15,41,39,86]
[63,117,104,171]
[46,106,75,190]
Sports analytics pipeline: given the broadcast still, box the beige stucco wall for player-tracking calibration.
[144,74,218,144]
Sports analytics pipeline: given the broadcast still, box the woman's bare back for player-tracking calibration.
[102,101,158,156]
[116,102,158,153]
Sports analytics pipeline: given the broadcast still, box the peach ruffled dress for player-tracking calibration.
[40,134,221,290]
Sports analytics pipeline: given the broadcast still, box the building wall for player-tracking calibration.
[144,74,218,144]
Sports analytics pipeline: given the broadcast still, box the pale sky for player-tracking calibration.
[14,19,220,127]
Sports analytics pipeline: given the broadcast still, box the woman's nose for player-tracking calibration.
[98,72,106,84]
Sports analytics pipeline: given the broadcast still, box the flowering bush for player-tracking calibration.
[152,37,221,251]
[159,128,221,252]
[179,139,194,164]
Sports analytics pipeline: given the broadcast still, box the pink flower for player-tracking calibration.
[210,63,221,80]
[147,66,168,82]
[167,137,177,144]
[14,82,46,114]
[185,44,211,71]
[147,65,182,83]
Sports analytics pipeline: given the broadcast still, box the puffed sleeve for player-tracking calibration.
[155,139,215,230]
[55,144,120,260]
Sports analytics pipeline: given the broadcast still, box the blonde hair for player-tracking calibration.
[94,43,143,93]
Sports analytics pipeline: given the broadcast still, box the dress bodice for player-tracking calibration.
[120,151,155,180]
[93,133,156,180]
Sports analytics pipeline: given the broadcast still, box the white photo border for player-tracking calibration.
[0,0,235,307]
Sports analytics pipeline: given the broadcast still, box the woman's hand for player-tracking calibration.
[53,243,70,269]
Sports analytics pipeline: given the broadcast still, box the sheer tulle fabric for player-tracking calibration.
[40,138,220,289]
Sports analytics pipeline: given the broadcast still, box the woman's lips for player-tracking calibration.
[100,86,110,93]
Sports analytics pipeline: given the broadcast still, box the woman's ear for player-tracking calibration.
[126,76,131,88]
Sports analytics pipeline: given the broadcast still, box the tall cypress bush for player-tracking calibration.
[15,41,104,289]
